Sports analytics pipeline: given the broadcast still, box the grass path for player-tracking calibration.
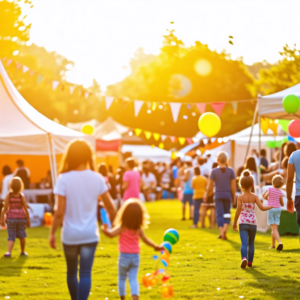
[1,200,300,299]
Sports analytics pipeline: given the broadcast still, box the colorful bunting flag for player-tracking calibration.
[211,102,225,116]
[15,62,22,70]
[52,81,60,90]
[144,131,152,139]
[170,136,176,143]
[159,143,164,149]
[169,103,182,123]
[29,70,35,77]
[134,100,144,117]
[231,101,238,114]
[22,65,29,74]
[196,103,206,114]
[36,74,44,85]
[105,96,114,110]
[153,133,160,141]
[186,138,193,145]
[134,128,143,136]
[178,137,186,145]
[6,59,12,66]
[161,135,167,141]
[69,85,75,95]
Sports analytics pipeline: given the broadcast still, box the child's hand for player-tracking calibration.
[154,244,165,251]
[233,223,238,231]
[101,224,109,232]
[49,233,56,249]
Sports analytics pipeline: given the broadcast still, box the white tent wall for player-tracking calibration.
[0,61,95,185]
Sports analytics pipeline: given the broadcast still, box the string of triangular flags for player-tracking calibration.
[1,57,92,99]
[2,57,256,123]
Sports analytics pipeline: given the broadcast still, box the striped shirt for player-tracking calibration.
[119,229,140,254]
[7,193,26,219]
[268,187,283,208]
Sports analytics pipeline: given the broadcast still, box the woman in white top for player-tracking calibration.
[49,140,116,300]
[141,164,157,201]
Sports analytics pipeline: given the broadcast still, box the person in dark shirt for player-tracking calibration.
[204,151,236,240]
[260,149,269,170]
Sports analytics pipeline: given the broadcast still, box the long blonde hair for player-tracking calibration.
[114,199,149,230]
[58,139,95,174]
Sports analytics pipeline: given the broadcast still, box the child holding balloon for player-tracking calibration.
[233,170,273,268]
[102,199,163,300]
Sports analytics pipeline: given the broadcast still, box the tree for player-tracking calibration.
[257,45,300,95]
[0,0,32,57]
[106,29,256,144]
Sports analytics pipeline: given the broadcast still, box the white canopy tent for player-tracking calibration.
[258,84,300,120]
[0,61,94,185]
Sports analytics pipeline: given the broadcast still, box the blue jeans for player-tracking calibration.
[193,199,203,225]
[215,198,231,227]
[118,253,140,296]
[63,242,98,300]
[239,224,257,263]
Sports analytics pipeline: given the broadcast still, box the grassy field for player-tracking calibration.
[1,200,300,300]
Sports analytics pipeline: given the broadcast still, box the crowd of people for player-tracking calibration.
[1,138,300,299]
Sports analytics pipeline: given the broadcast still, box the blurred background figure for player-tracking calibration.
[122,158,140,202]
[141,161,157,202]
[14,160,30,189]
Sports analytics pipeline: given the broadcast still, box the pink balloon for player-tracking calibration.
[288,120,300,138]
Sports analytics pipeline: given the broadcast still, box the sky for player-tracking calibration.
[22,0,300,90]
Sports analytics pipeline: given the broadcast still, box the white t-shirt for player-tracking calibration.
[200,164,210,177]
[54,169,108,245]
[141,172,157,188]
[1,174,14,200]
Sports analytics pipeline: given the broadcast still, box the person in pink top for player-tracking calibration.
[262,175,285,251]
[122,158,141,201]
[102,199,163,300]
[233,170,273,268]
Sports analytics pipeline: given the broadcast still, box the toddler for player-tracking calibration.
[102,198,163,300]
[233,170,273,268]
[262,175,284,251]
[0,177,30,257]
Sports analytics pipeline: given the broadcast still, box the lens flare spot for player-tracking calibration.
[194,59,212,76]
[169,74,192,99]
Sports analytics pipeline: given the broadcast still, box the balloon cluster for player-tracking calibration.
[142,228,179,298]
[282,95,300,138]
[260,118,278,135]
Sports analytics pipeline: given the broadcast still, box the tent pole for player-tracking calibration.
[46,133,56,189]
[258,114,261,187]
[244,103,258,163]
[48,133,58,186]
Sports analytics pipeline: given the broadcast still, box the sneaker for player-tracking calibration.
[20,252,28,256]
[248,262,252,268]
[4,252,11,258]
[241,258,248,269]
[190,225,197,229]
[277,243,283,251]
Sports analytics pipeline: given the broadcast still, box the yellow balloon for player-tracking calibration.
[81,124,94,135]
[198,113,221,137]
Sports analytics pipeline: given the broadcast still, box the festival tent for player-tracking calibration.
[258,84,300,120]
[0,61,94,185]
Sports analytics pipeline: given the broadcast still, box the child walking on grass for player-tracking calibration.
[233,170,273,268]
[262,175,285,251]
[0,177,30,258]
[102,198,163,300]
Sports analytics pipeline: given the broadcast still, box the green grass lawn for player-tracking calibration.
[1,200,300,300]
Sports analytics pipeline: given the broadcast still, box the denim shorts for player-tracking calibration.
[268,208,281,225]
[7,218,27,241]
[182,193,193,205]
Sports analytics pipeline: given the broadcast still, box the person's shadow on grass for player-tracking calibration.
[0,255,27,277]
[246,267,300,299]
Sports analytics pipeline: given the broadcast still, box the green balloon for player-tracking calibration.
[282,94,300,114]
[266,141,276,148]
[278,119,290,132]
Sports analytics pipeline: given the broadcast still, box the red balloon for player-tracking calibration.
[288,120,300,138]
